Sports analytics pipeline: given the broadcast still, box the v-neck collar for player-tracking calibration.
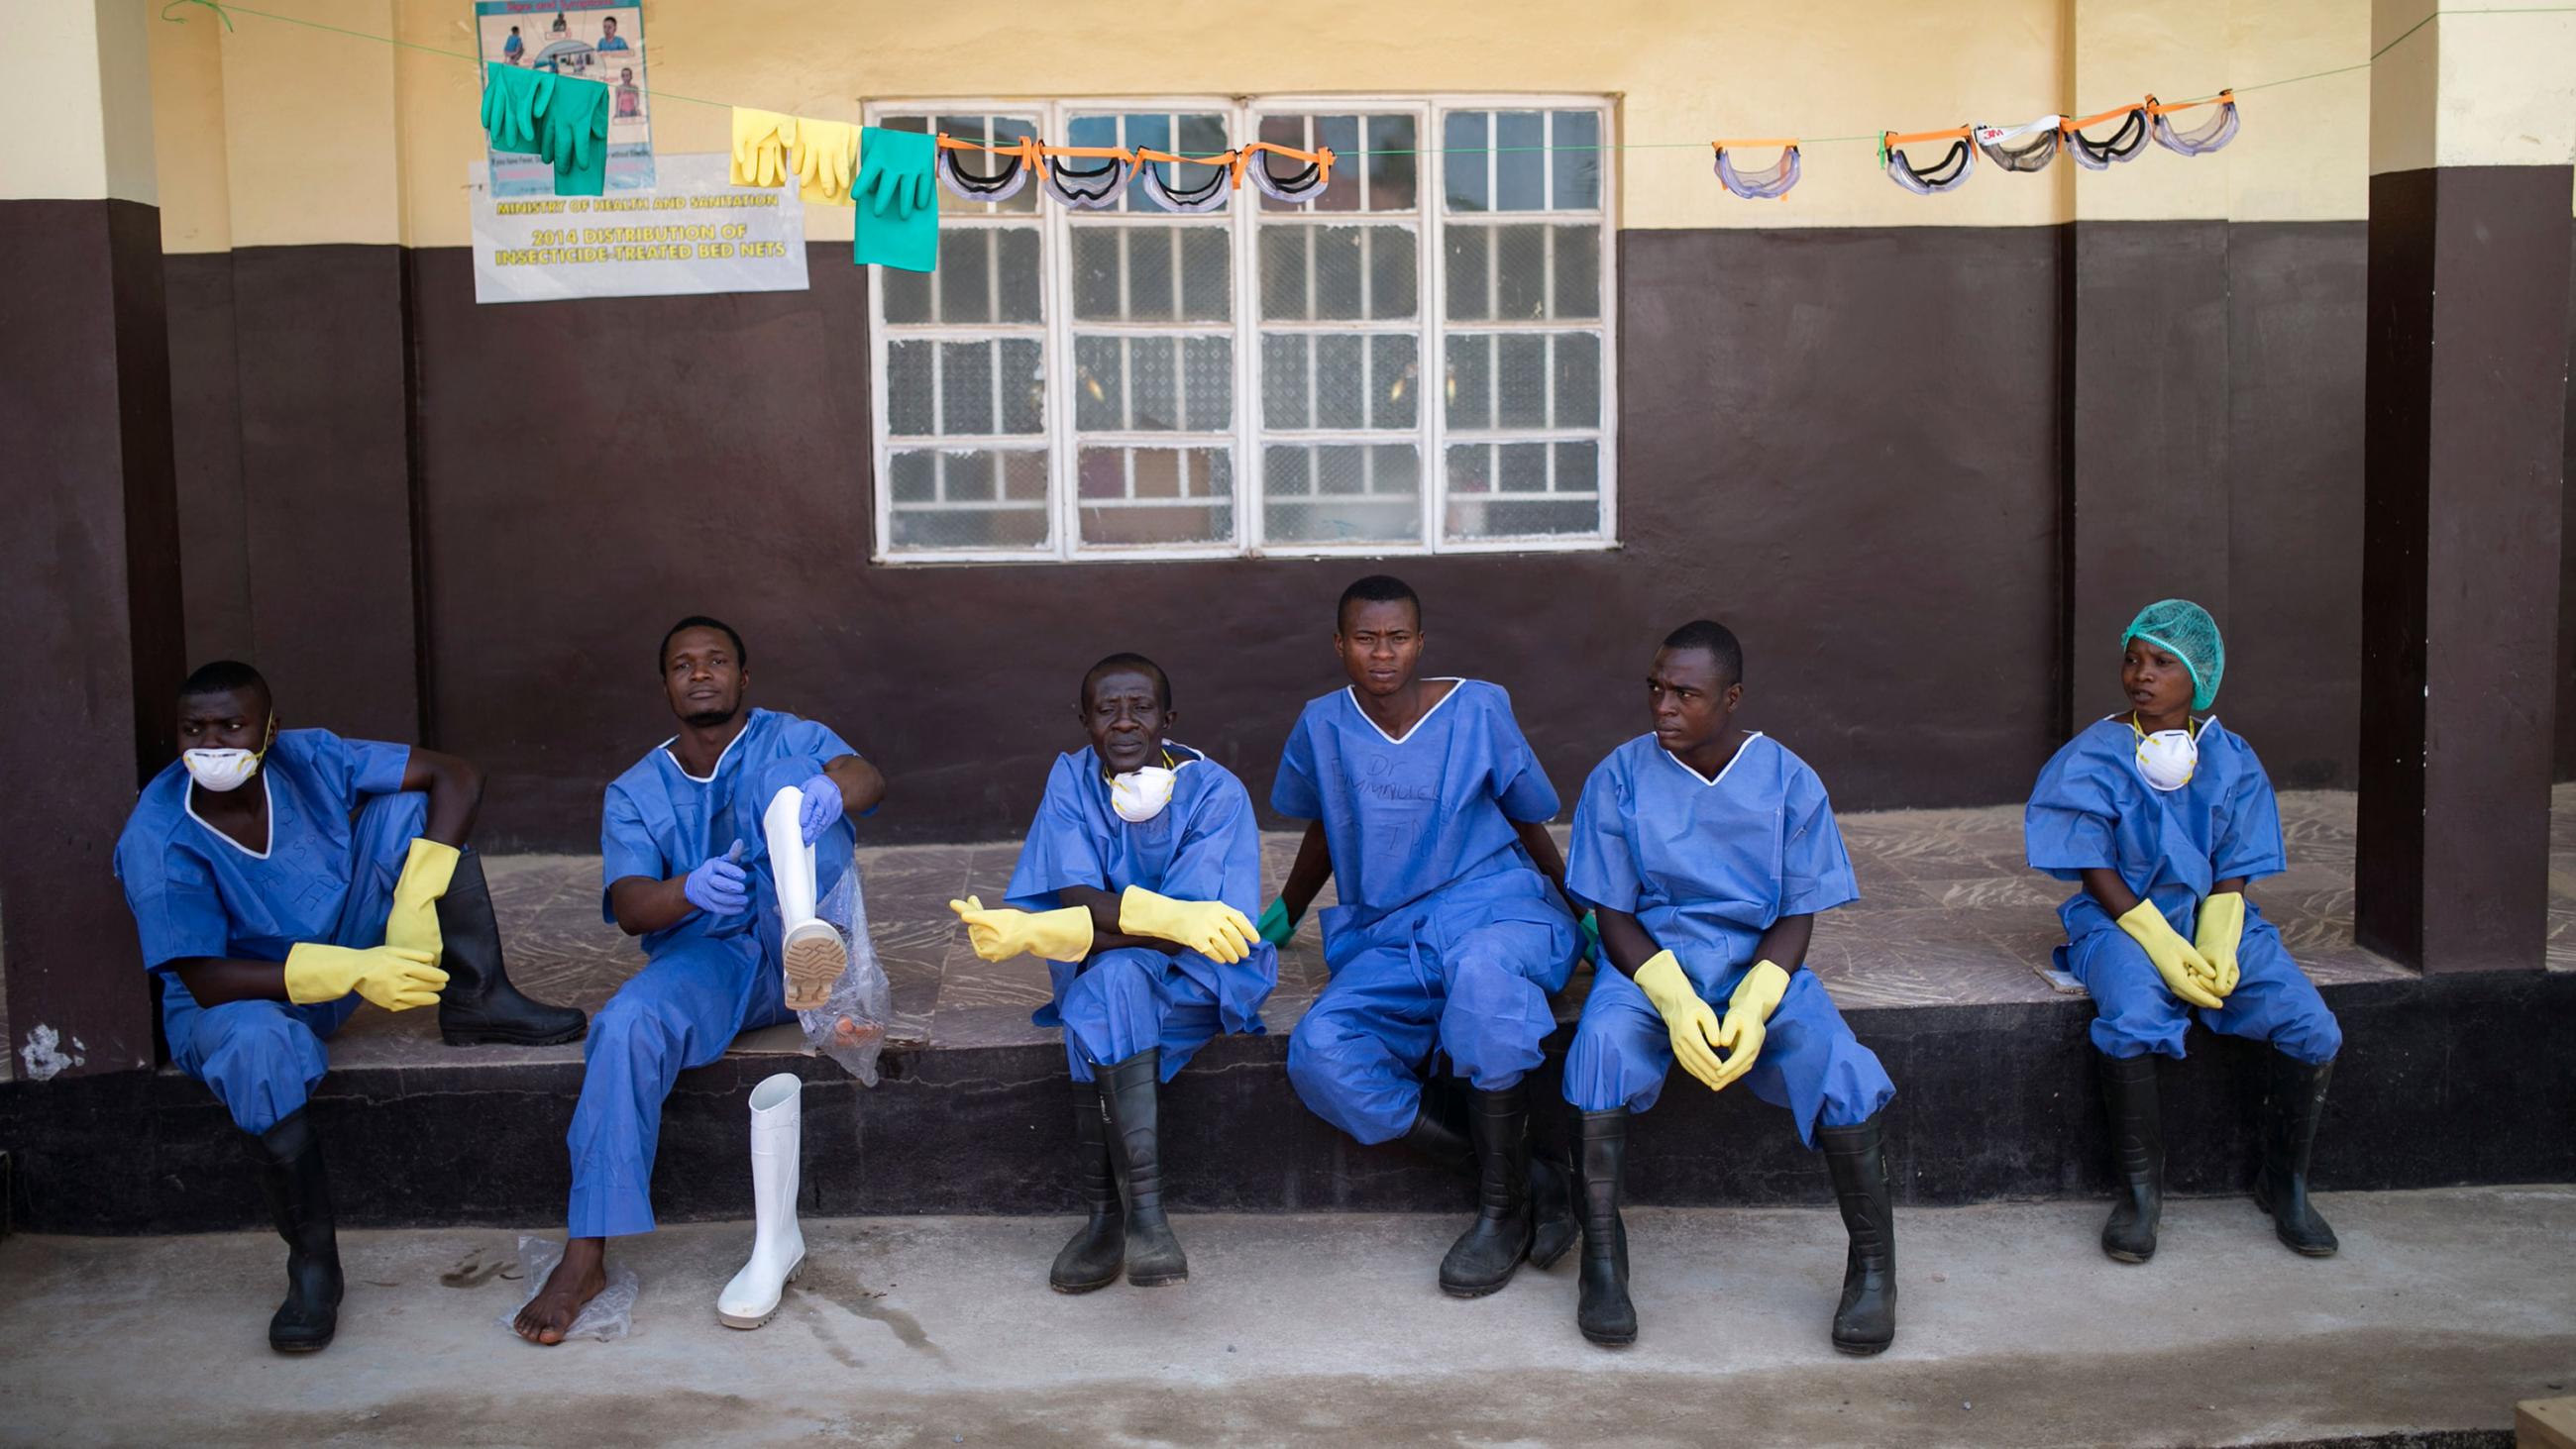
[1344,678,1466,745]
[185,773,275,860]
[662,713,755,783]
[1662,731,1766,788]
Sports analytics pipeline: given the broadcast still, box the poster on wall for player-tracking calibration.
[476,0,654,197]
[470,154,810,304]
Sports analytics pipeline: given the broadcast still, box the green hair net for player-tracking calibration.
[2121,599,2224,711]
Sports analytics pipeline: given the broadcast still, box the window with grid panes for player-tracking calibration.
[869,99,1614,562]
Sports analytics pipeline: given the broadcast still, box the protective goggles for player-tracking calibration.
[1711,140,1801,199]
[2146,91,2239,156]
[1973,114,2063,173]
[2060,104,2151,169]
[1880,128,1977,194]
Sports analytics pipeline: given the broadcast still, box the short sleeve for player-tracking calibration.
[343,738,412,796]
[1005,758,1113,911]
[1270,712,1323,820]
[1563,759,1641,915]
[779,715,860,765]
[116,835,233,970]
[2212,745,2288,883]
[1778,764,1860,916]
[1481,690,1561,824]
[599,783,666,920]
[2024,736,2124,880]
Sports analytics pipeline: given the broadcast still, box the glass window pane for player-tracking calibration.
[1078,447,1234,547]
[1311,114,1361,213]
[1554,334,1600,429]
[1551,110,1602,210]
[999,339,1044,434]
[1181,230,1230,321]
[1181,337,1233,432]
[1075,336,1120,432]
[887,340,934,435]
[1261,225,1416,322]
[1074,225,1231,323]
[1316,334,1364,430]
[1553,224,1600,320]
[1495,111,1545,211]
[1373,334,1421,430]
[1262,444,1423,545]
[1444,444,1600,540]
[1446,224,1595,321]
[1127,227,1175,321]
[1258,112,1416,214]
[1493,224,1548,320]
[1445,333,1595,433]
[1443,112,1489,212]
[1444,224,1490,322]
[886,448,1050,551]
[1073,230,1122,320]
[1366,114,1419,211]
[1261,334,1310,431]
[1075,336,1233,433]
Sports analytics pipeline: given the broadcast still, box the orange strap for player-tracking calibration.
[2145,89,2233,116]
[1134,146,1245,191]
[2060,104,2144,133]
[1238,139,1336,191]
[936,133,1046,174]
[1040,144,1137,161]
[1882,126,1973,149]
[1710,138,1799,152]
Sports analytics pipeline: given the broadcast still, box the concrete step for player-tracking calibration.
[2,1187,2568,1446]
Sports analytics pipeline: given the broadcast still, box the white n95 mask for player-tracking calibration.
[1111,766,1178,823]
[2131,722,2200,792]
[184,747,263,792]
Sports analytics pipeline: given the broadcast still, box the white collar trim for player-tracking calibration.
[1344,678,1467,746]
[185,773,275,860]
[1662,732,1766,788]
[661,717,754,783]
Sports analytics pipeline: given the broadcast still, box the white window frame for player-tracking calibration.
[865,94,1619,565]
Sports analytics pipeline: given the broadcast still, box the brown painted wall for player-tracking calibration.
[152,222,2379,850]
[2559,223,2576,780]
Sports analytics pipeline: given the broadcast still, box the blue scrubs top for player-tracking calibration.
[1271,679,1561,941]
[2024,715,2287,940]
[1566,732,1858,995]
[600,707,857,958]
[1006,741,1274,1034]
[113,729,412,1016]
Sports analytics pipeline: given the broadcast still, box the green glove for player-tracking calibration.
[2115,898,2224,1010]
[282,942,447,1012]
[1633,949,1727,1091]
[854,127,939,273]
[539,75,610,197]
[1257,897,1299,946]
[1709,960,1791,1092]
[1579,910,1602,965]
[2194,891,2245,999]
[481,63,554,155]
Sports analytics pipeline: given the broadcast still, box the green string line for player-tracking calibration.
[165,3,2575,159]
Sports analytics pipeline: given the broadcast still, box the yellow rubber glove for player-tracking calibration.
[2115,898,2224,1009]
[384,837,459,964]
[731,108,797,188]
[1119,886,1258,965]
[282,942,448,1012]
[794,119,861,205]
[948,895,1094,964]
[2194,890,2245,999]
[1710,960,1791,1092]
[1632,950,1727,1091]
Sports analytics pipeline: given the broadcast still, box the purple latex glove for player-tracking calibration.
[797,772,842,845]
[684,842,750,915]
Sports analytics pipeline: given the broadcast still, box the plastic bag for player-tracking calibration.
[498,1236,640,1343]
[797,859,892,1086]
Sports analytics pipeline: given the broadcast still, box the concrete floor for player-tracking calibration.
[2,1187,2569,1447]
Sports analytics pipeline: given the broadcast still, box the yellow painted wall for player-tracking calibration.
[5,0,157,205]
[148,0,2387,252]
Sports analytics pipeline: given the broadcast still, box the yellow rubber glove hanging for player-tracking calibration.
[383,837,459,964]
[731,108,797,189]
[793,118,861,205]
[2115,898,2224,1009]
[2193,891,2245,999]
[1632,950,1727,1091]
[1709,960,1791,1091]
[282,942,448,1012]
[949,895,1094,964]
[1118,886,1258,965]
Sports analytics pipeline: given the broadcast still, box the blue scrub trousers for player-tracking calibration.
[2069,906,2341,1065]
[163,791,427,1136]
[1287,894,1577,1145]
[565,790,854,1239]
[1560,962,1894,1146]
[1055,947,1224,1084]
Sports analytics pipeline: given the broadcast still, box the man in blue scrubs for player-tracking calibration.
[951,653,1276,1292]
[1266,575,1580,1297]
[115,660,586,1352]
[1557,621,1896,1352]
[513,616,886,1344]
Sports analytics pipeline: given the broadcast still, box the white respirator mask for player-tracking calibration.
[182,715,275,793]
[1110,765,1179,824]
[2130,717,2200,792]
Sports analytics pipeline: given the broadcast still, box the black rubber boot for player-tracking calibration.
[1439,1083,1535,1297]
[1574,1108,1635,1347]
[2254,1053,2339,1257]
[247,1110,343,1353]
[1820,1110,1898,1355]
[435,850,589,1047]
[1410,1086,1574,1271]
[1048,1080,1125,1294]
[1099,1049,1186,1287]
[2097,1050,2164,1263]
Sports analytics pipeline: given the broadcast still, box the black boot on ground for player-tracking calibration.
[1049,1080,1125,1293]
[435,849,589,1047]
[1820,1110,1897,1355]
[2254,1052,2339,1257]
[247,1109,344,1352]
[2097,1050,2164,1264]
[1409,1085,1574,1271]
[1574,1107,1635,1347]
[1439,1083,1535,1297]
[1099,1049,1187,1287]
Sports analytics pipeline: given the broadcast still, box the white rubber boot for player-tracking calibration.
[763,786,847,1010]
[716,1072,806,1329]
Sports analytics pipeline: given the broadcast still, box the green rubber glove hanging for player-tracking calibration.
[540,74,610,197]
[854,127,939,272]
[481,62,554,155]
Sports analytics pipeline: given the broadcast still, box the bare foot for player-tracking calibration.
[511,1237,607,1346]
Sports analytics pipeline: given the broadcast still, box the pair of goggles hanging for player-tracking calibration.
[1238,140,1335,204]
[1043,145,1135,209]
[936,134,1042,203]
[2147,90,2240,155]
[1133,148,1236,213]
[1973,114,2063,173]
[2060,104,2150,168]
[1881,127,1976,194]
[1711,140,1800,199]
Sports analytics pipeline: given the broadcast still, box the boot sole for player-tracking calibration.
[1579,1324,1637,1348]
[782,931,850,1012]
[1439,1269,1519,1299]
[441,1021,589,1048]
[716,1257,804,1328]
[268,1334,334,1354]
[1049,1273,1122,1294]
[2102,1244,2156,1264]
[2255,1193,2338,1257]
[1832,1336,1893,1357]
